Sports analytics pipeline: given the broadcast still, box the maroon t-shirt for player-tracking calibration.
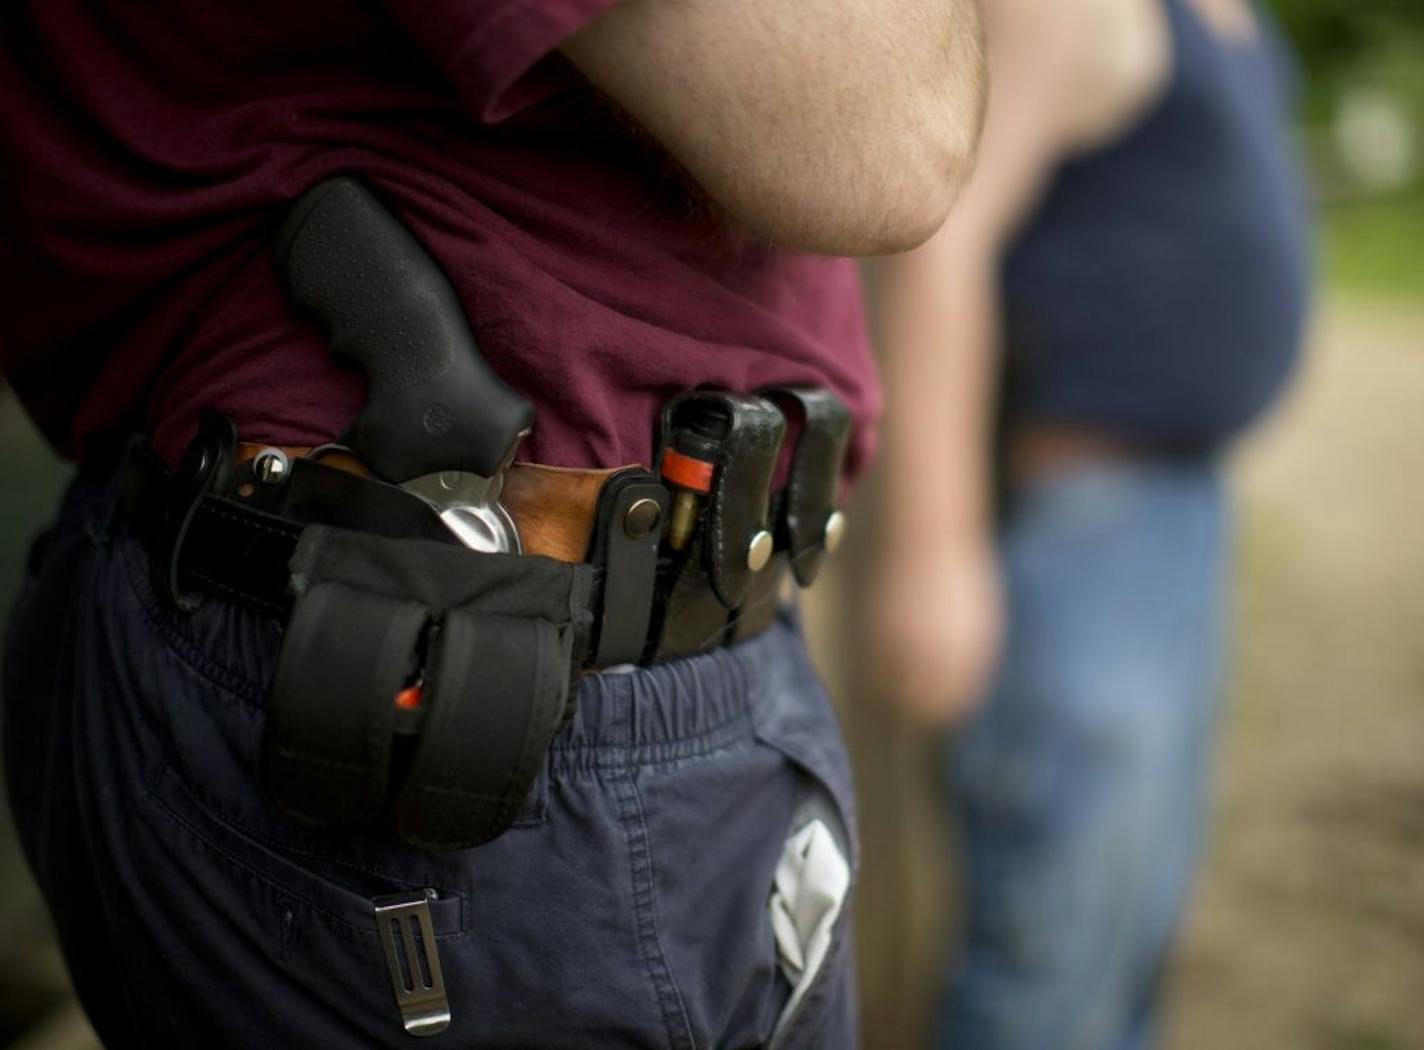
[0,1,878,475]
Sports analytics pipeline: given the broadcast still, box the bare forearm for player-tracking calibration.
[564,0,985,255]
[874,225,999,547]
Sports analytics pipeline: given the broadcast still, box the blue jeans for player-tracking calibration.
[936,458,1228,1050]
[2,461,858,1049]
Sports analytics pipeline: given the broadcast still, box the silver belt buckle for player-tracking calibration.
[374,890,452,1037]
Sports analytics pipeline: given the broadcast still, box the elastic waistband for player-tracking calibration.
[549,611,801,773]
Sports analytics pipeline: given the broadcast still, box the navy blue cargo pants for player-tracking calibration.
[2,459,858,1048]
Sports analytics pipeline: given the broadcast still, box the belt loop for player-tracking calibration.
[584,468,669,668]
[155,410,239,611]
[91,433,150,546]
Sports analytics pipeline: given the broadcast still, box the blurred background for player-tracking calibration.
[0,0,1420,1047]
[811,2,1424,1048]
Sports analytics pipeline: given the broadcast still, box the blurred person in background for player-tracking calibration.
[870,0,1310,1047]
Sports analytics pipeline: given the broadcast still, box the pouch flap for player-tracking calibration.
[264,580,428,826]
[764,387,850,586]
[288,524,596,665]
[392,607,573,850]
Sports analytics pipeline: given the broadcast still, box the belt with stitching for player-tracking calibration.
[122,430,787,670]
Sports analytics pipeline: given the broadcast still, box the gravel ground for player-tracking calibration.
[1161,299,1424,1050]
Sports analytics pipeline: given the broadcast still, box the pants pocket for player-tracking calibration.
[140,760,468,1045]
[765,776,853,1047]
[751,671,858,1050]
[146,761,467,935]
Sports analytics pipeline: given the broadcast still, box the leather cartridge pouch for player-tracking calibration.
[731,386,852,642]
[264,524,595,852]
[650,392,786,660]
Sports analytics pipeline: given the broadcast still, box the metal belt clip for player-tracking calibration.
[374,890,451,1037]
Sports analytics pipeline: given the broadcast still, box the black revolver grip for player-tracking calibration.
[275,176,533,483]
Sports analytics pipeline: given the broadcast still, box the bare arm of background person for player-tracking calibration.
[866,0,1172,724]
[562,0,986,255]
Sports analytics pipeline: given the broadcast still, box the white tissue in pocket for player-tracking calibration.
[767,818,851,1025]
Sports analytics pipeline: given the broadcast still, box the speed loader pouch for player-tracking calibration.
[266,525,594,851]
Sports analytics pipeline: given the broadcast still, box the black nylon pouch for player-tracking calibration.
[288,525,596,627]
[265,582,428,827]
[392,608,573,850]
[264,524,596,851]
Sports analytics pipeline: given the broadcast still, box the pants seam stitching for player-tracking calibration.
[617,765,696,1049]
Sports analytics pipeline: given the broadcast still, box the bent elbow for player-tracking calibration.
[733,68,984,256]
[720,116,982,257]
[864,126,982,255]
[866,66,987,254]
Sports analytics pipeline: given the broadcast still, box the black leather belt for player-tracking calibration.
[124,386,851,672]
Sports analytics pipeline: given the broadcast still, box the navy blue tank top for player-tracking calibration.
[1001,0,1311,446]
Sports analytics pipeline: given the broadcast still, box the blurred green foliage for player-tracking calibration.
[1321,186,1424,299]
[1266,0,1424,119]
[1266,1,1423,300]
